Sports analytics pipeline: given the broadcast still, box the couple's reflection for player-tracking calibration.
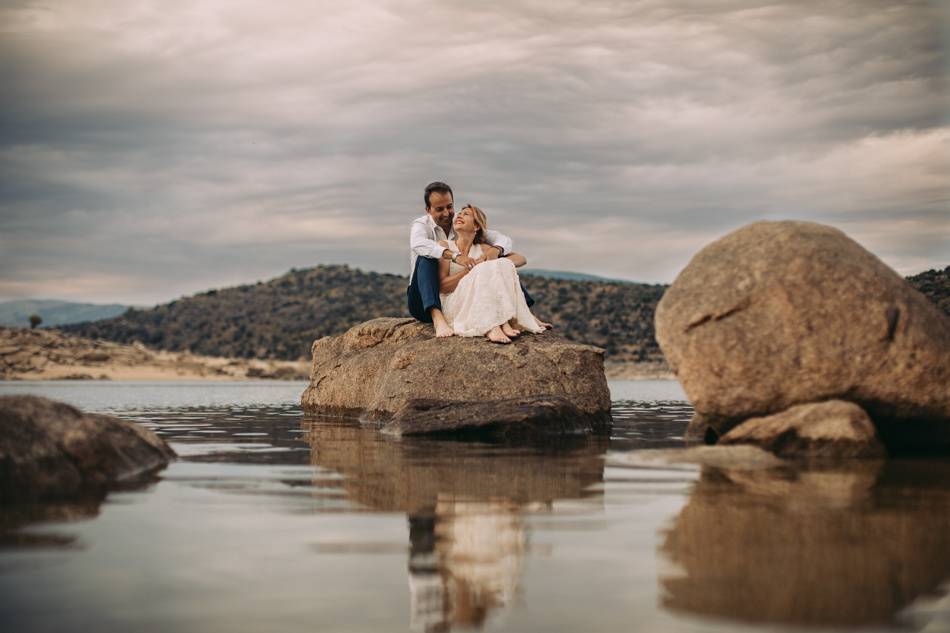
[659,458,950,628]
[302,417,606,633]
[408,499,524,632]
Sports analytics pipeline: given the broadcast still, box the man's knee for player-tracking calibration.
[415,256,440,282]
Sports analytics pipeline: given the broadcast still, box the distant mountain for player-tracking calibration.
[0,299,128,328]
[521,269,634,284]
[60,263,949,363]
[62,265,667,362]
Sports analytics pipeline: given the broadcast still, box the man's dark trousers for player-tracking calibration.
[406,256,535,323]
[407,257,442,323]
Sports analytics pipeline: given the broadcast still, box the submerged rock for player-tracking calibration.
[609,445,786,471]
[301,318,611,426]
[719,400,886,459]
[0,395,175,500]
[382,395,599,440]
[655,220,950,450]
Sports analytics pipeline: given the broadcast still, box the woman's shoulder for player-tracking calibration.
[439,239,460,252]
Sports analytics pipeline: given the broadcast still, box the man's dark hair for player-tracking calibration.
[424,181,453,209]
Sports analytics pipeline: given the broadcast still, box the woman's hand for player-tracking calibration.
[454,254,477,270]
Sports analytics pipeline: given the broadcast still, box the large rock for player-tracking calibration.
[301,318,611,425]
[0,395,175,500]
[655,221,950,444]
[382,395,596,440]
[718,400,886,459]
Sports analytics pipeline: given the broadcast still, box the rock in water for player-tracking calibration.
[382,396,596,440]
[0,395,175,500]
[655,221,950,446]
[719,400,887,459]
[301,318,611,426]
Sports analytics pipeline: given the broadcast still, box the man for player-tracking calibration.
[407,181,519,337]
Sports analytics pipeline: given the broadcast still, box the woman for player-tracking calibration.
[437,205,547,344]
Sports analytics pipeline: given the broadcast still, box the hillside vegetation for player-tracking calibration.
[62,264,949,362]
[63,265,665,362]
[907,266,950,316]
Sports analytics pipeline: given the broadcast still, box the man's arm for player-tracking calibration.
[480,228,513,261]
[410,217,448,260]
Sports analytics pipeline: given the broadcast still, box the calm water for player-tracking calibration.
[1,380,949,633]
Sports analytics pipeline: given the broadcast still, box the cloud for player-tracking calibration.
[0,0,947,303]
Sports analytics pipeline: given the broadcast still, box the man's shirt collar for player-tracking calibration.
[425,213,455,240]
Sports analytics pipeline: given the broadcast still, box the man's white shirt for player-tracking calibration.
[408,214,514,282]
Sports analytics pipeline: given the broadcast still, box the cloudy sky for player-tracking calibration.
[1,0,948,305]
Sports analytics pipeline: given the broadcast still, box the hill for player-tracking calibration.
[0,299,128,327]
[61,263,949,363]
[906,266,950,316]
[62,265,666,362]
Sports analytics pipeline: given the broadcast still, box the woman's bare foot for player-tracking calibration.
[486,326,511,344]
[431,309,454,338]
[501,323,521,338]
[538,320,553,330]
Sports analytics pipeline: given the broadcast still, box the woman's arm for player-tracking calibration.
[505,252,527,268]
[438,257,469,293]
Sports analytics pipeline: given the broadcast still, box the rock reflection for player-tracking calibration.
[302,416,607,632]
[660,459,950,627]
[0,495,103,549]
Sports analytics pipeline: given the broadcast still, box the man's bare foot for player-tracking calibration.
[501,323,521,338]
[431,309,454,338]
[486,326,511,344]
[538,320,553,330]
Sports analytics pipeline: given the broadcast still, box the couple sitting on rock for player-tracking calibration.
[407,181,552,343]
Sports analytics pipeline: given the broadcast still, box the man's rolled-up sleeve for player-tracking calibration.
[410,218,447,259]
[483,229,513,255]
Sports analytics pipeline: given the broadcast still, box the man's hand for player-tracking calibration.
[454,254,477,270]
[476,245,502,264]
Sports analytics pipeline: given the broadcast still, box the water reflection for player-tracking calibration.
[302,416,607,632]
[660,459,950,628]
[0,496,101,550]
[409,500,525,632]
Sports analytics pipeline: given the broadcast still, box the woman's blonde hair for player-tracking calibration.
[462,204,488,243]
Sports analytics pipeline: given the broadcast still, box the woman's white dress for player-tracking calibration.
[440,242,546,337]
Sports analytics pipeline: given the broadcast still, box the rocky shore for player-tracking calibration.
[0,327,309,381]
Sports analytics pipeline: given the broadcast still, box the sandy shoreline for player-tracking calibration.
[604,360,674,380]
[1,327,310,382]
[1,326,674,382]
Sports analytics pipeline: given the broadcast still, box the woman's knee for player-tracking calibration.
[484,257,515,271]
